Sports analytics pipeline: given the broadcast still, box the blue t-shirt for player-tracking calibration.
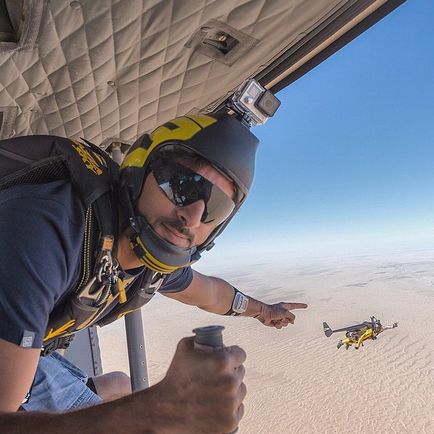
[0,181,192,349]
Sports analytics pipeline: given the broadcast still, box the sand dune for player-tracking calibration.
[98,250,434,433]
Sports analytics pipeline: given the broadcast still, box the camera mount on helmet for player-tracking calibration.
[229,79,281,127]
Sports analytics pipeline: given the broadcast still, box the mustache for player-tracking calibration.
[162,219,194,244]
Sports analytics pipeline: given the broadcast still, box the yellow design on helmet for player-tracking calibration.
[121,115,217,171]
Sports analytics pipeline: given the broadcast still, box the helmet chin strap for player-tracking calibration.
[129,216,199,273]
[120,184,200,273]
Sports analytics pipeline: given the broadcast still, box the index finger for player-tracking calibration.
[225,345,247,367]
[282,302,308,310]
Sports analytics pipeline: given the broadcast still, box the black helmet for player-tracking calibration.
[119,111,259,273]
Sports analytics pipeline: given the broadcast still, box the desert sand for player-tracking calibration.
[98,249,434,433]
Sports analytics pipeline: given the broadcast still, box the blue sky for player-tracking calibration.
[200,0,434,266]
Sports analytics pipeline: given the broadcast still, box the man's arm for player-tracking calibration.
[382,322,398,331]
[0,339,40,412]
[0,337,246,434]
[163,270,307,328]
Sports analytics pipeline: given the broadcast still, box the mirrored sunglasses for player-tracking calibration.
[150,157,236,225]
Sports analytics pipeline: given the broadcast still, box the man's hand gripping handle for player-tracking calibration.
[193,326,244,434]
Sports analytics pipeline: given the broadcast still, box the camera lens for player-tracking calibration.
[256,90,281,116]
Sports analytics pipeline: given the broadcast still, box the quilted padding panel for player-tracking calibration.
[0,0,347,146]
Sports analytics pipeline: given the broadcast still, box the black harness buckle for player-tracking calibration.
[41,335,75,357]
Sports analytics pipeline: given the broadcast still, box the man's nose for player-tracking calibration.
[176,200,205,228]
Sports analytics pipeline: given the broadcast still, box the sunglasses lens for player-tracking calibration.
[201,186,235,224]
[151,157,235,225]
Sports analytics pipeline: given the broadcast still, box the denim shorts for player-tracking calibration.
[21,352,102,412]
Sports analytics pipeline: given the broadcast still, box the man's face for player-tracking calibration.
[136,161,235,249]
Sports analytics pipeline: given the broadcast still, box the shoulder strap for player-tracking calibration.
[0,135,119,207]
[0,134,119,251]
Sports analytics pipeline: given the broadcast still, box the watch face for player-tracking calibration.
[233,291,249,313]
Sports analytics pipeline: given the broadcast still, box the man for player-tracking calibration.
[0,112,307,432]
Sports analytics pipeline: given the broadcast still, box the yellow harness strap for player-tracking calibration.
[117,278,127,304]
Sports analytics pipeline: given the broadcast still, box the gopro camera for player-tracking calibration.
[230,79,281,126]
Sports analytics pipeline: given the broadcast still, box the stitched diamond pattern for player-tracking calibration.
[0,0,344,144]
